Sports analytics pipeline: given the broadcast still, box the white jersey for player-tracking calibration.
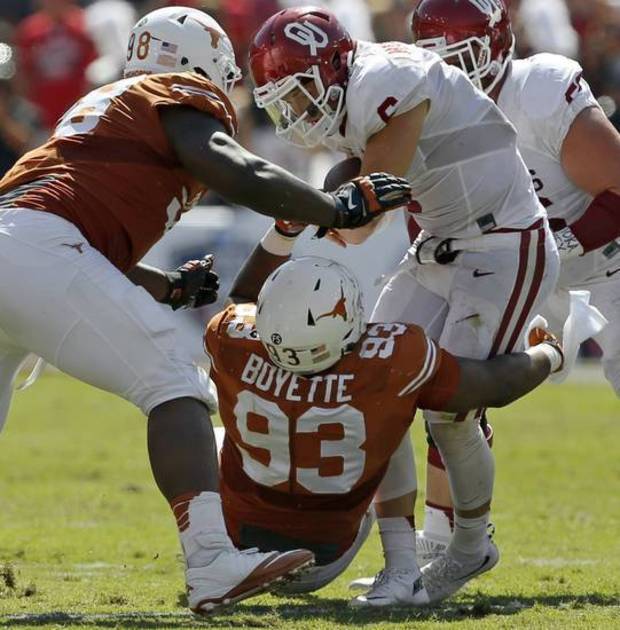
[497,53,620,285]
[325,41,544,238]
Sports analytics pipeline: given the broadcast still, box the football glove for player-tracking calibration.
[524,315,564,373]
[330,173,412,230]
[164,255,219,310]
[415,236,460,265]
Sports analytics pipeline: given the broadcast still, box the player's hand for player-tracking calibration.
[164,255,219,310]
[330,173,412,229]
[415,236,459,265]
[525,315,564,373]
[274,219,306,238]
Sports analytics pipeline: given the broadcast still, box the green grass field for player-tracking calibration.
[0,373,618,629]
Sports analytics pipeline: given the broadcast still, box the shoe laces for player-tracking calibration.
[368,568,417,595]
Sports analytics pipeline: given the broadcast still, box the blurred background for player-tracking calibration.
[0,0,616,362]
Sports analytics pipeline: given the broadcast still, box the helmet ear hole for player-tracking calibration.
[332,52,341,71]
[193,66,207,77]
[181,57,189,66]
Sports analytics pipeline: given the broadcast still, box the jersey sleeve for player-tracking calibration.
[139,72,238,136]
[392,326,461,411]
[204,303,258,368]
[416,349,461,411]
[519,54,599,157]
[204,306,234,368]
[347,50,431,141]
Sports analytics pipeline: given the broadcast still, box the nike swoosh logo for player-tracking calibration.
[606,268,620,278]
[347,191,356,211]
[412,576,425,595]
[473,269,495,278]
[459,554,491,580]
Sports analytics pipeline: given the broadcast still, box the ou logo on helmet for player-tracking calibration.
[284,21,329,56]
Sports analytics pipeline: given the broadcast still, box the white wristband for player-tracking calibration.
[526,343,563,374]
[259,226,298,256]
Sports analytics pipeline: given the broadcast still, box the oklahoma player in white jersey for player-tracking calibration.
[410,0,620,564]
[204,237,566,605]
[248,6,559,604]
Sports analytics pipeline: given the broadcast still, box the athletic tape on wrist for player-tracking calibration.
[260,225,298,256]
[526,343,563,374]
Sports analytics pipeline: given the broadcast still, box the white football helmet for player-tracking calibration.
[255,257,365,374]
[124,7,241,96]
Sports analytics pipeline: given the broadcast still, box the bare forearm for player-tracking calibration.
[160,108,339,226]
[126,264,170,302]
[201,133,339,225]
[229,241,290,304]
[443,349,552,412]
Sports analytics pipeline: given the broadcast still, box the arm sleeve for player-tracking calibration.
[142,72,238,136]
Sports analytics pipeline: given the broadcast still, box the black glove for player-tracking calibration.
[329,173,412,229]
[164,255,219,310]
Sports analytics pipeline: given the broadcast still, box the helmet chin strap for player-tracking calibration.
[483,34,515,94]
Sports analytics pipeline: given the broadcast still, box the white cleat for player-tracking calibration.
[416,530,450,566]
[421,540,500,604]
[187,546,314,615]
[348,575,375,591]
[348,530,450,593]
[350,568,430,608]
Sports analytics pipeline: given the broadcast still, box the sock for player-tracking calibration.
[378,516,420,571]
[170,490,234,568]
[423,502,453,540]
[450,512,489,563]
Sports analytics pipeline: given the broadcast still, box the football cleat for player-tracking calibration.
[187,547,314,615]
[416,530,451,566]
[349,568,430,608]
[421,539,499,603]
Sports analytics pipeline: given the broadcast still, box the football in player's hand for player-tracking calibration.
[323,157,361,192]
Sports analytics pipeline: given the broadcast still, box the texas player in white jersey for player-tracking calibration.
[248,5,559,605]
[409,0,620,568]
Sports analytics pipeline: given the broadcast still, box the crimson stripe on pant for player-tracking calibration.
[462,226,547,422]
[504,227,547,353]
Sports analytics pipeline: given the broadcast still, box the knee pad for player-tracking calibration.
[427,419,494,512]
[374,432,417,503]
[426,415,493,471]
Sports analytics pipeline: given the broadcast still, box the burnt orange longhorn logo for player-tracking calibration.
[191,17,222,48]
[316,289,348,322]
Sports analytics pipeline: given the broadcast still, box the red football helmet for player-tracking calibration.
[411,0,514,94]
[249,6,354,147]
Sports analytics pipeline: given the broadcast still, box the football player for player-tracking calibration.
[0,6,411,615]
[204,237,566,605]
[248,6,560,604]
[409,0,620,564]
